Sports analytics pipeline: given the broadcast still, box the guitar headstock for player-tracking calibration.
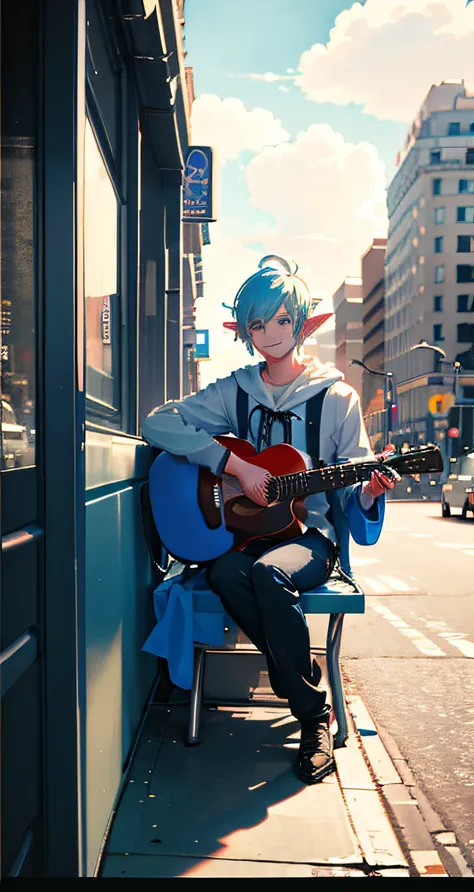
[381,444,443,476]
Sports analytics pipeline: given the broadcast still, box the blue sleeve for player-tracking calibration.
[344,485,385,546]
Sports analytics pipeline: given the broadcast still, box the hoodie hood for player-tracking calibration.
[233,355,344,412]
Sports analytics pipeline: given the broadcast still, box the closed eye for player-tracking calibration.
[249,321,264,332]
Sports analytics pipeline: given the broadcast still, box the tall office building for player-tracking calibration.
[385,81,474,443]
[361,238,387,417]
[334,277,363,395]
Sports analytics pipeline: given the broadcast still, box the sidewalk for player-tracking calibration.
[97,644,467,879]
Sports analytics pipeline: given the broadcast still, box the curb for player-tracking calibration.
[346,693,473,878]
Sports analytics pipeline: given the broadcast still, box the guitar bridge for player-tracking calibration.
[213,484,221,509]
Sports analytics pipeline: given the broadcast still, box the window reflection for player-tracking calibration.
[84,118,119,409]
[1,139,36,468]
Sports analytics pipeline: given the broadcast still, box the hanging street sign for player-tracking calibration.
[182,146,216,223]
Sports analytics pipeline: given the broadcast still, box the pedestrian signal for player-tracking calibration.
[448,427,459,438]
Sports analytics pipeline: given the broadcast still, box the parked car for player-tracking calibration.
[441,450,474,519]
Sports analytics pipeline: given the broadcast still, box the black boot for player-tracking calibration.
[297,706,335,784]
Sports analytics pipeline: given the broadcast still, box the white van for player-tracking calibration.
[441,450,474,518]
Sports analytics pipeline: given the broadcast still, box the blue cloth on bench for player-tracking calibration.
[142,568,232,690]
[142,565,365,690]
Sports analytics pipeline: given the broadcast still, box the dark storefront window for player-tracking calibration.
[0,0,37,470]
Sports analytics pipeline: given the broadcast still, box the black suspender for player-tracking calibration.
[236,385,249,440]
[237,382,329,459]
[305,386,330,464]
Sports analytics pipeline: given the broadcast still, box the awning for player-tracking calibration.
[120,0,189,170]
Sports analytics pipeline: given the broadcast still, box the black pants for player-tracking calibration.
[208,528,337,722]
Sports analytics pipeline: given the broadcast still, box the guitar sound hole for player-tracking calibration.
[230,499,264,517]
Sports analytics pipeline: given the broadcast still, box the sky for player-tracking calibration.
[184,0,474,385]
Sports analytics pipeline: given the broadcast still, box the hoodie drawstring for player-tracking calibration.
[248,405,302,452]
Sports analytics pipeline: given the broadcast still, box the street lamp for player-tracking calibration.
[408,340,462,393]
[349,358,395,444]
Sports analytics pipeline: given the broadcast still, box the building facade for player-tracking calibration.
[361,240,387,446]
[334,277,364,395]
[0,0,207,878]
[385,80,474,444]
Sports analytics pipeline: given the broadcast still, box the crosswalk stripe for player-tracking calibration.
[441,637,474,658]
[370,602,446,656]
[412,615,474,659]
[361,576,390,594]
[378,575,412,593]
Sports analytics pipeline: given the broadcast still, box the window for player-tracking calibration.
[85,118,120,410]
[457,206,474,223]
[435,265,445,283]
[448,122,461,135]
[1,5,38,470]
[457,264,474,283]
[432,178,441,196]
[467,149,474,165]
[430,150,441,164]
[433,324,444,342]
[457,235,474,253]
[459,179,474,193]
[434,236,443,253]
[458,294,470,312]
[434,207,445,224]
[458,322,474,342]
[471,124,474,133]
[434,295,443,312]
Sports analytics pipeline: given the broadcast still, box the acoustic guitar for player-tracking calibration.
[149,437,443,564]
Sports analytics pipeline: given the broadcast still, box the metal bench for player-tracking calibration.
[140,482,365,751]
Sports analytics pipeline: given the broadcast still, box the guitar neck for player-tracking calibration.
[268,460,377,503]
[266,444,443,503]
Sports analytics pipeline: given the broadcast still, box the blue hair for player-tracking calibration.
[228,255,311,356]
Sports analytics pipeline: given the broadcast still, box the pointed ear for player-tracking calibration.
[223,321,239,333]
[301,313,333,341]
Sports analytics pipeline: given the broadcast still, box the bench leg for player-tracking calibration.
[326,613,348,749]
[187,646,206,746]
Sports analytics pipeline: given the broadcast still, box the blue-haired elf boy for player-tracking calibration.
[142,255,398,784]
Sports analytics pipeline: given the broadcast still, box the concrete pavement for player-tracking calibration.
[98,648,468,878]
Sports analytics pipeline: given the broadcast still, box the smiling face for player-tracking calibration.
[247,302,296,361]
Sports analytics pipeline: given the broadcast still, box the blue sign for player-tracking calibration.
[183,146,216,223]
[195,329,210,360]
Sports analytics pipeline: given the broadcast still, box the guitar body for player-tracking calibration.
[149,438,307,564]
[148,437,443,565]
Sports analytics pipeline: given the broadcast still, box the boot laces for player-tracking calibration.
[300,720,331,757]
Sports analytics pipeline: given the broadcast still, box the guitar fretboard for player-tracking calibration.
[267,460,377,503]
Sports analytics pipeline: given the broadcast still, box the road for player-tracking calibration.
[308,501,474,870]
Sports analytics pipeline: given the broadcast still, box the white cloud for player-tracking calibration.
[244,124,387,298]
[191,94,289,163]
[278,86,289,93]
[195,230,261,386]
[227,72,293,83]
[195,119,387,383]
[297,0,474,122]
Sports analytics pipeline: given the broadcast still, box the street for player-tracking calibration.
[308,501,474,870]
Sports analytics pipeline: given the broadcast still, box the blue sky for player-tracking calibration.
[184,0,474,381]
[184,0,407,181]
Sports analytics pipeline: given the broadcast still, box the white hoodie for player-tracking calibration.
[142,356,382,560]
